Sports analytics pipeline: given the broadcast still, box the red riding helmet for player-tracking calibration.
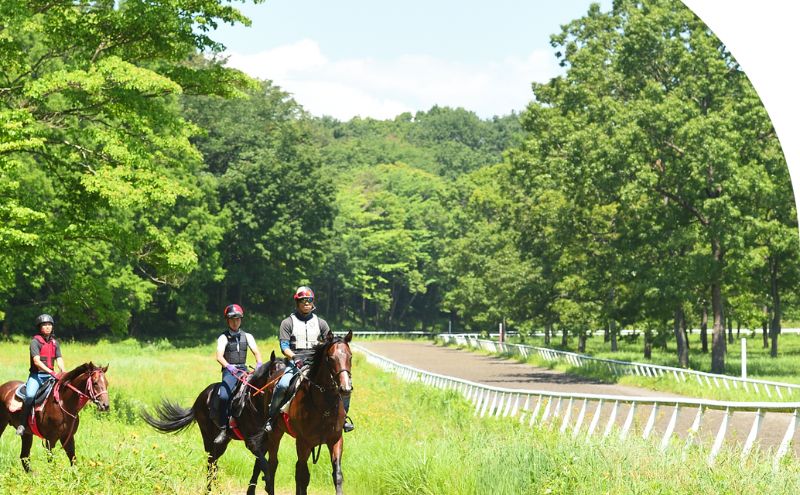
[293,286,315,301]
[224,304,244,319]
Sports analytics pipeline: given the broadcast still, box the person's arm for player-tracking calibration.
[215,335,231,368]
[55,357,66,374]
[279,318,295,359]
[246,333,262,365]
[319,319,332,341]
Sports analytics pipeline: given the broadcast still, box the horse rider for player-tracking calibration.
[264,286,354,433]
[17,314,66,435]
[214,303,262,445]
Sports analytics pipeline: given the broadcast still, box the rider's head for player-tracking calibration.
[35,314,55,338]
[294,286,315,316]
[224,304,244,331]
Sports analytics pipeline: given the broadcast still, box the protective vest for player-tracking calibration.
[30,335,57,373]
[222,330,248,365]
[290,314,321,350]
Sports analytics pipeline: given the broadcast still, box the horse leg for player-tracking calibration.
[45,437,57,464]
[265,431,283,495]
[328,435,345,495]
[20,432,33,472]
[202,430,228,493]
[294,441,312,495]
[246,459,261,495]
[61,436,76,465]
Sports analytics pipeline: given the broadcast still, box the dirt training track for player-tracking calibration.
[359,341,800,457]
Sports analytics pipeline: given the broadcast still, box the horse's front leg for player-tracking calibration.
[61,418,79,465]
[20,432,33,472]
[295,440,313,495]
[247,459,261,495]
[45,437,58,464]
[328,434,345,495]
[265,430,284,495]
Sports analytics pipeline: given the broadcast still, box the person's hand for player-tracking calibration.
[49,371,59,380]
[293,357,304,369]
[225,364,237,374]
[256,361,263,370]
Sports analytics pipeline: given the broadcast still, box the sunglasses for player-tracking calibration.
[298,297,314,304]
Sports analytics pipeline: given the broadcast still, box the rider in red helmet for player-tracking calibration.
[17,314,66,435]
[213,303,263,444]
[264,286,354,433]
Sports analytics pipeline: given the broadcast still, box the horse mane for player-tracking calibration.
[59,362,99,384]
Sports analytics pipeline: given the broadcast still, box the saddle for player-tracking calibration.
[278,365,308,413]
[7,378,57,413]
[207,378,250,429]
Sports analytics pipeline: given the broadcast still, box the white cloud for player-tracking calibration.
[224,39,561,120]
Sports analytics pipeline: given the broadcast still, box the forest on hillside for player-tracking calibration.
[1,0,797,372]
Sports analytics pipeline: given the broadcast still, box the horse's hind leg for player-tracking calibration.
[60,436,76,465]
[265,432,283,495]
[20,433,33,472]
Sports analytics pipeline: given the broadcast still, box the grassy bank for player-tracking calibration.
[1,339,799,493]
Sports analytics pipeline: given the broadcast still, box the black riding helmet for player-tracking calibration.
[35,314,55,328]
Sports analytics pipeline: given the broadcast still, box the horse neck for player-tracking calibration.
[57,372,89,408]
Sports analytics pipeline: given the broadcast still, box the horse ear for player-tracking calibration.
[270,350,276,361]
[325,332,334,343]
[345,330,353,343]
[102,364,109,372]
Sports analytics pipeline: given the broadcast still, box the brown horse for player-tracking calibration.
[263,331,353,495]
[142,351,285,495]
[0,362,110,471]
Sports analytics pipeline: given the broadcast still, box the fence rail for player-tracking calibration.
[437,334,800,400]
[355,344,800,466]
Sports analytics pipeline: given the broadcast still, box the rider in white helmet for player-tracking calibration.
[264,286,354,433]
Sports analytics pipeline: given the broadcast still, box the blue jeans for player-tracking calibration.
[24,372,51,403]
[219,365,247,424]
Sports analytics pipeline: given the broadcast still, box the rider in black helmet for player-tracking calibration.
[17,314,65,435]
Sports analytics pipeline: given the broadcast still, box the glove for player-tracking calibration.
[225,364,238,374]
[256,361,263,370]
[293,357,304,369]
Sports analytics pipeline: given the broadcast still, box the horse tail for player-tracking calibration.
[141,400,195,434]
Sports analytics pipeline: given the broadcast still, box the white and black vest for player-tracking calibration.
[222,330,248,365]
[290,314,321,350]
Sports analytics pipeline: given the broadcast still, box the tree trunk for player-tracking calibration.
[727,311,733,344]
[762,305,769,349]
[700,303,708,354]
[644,329,652,359]
[544,322,551,346]
[578,333,586,353]
[711,282,726,373]
[561,326,568,347]
[610,319,618,352]
[674,307,688,367]
[736,321,740,339]
[770,257,781,358]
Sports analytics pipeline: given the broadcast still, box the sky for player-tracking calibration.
[212,0,612,120]
[212,1,800,231]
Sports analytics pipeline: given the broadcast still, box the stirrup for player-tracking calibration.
[343,416,354,433]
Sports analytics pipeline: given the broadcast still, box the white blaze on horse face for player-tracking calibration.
[332,346,352,395]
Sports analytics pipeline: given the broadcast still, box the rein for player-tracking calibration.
[54,369,108,419]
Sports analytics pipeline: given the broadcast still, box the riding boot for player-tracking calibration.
[16,399,33,435]
[213,425,228,445]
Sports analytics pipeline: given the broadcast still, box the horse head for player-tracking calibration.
[62,362,110,412]
[322,330,353,397]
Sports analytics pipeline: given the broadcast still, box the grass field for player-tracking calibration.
[1,338,799,494]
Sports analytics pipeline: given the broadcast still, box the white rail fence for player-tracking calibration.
[437,334,800,400]
[355,344,800,466]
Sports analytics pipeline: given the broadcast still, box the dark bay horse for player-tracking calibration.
[0,362,110,471]
[264,331,353,495]
[142,351,285,495]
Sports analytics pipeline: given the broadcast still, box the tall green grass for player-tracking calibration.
[1,339,799,494]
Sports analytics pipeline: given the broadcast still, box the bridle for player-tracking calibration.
[55,368,109,419]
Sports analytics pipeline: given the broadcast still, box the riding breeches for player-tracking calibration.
[24,372,51,405]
